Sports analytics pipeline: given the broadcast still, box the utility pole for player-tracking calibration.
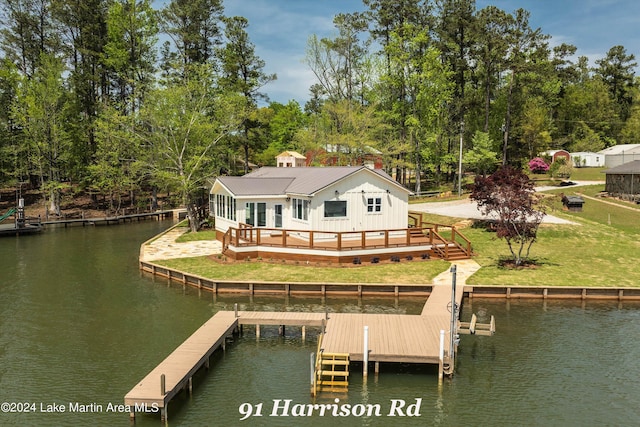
[458,121,464,197]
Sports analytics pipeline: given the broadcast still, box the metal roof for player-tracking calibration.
[598,144,640,155]
[603,160,640,174]
[218,166,408,197]
[217,176,294,196]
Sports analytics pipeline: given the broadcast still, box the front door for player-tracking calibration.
[274,204,283,228]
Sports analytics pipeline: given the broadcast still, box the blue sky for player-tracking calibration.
[222,0,640,105]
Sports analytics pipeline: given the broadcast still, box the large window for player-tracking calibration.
[292,198,309,221]
[366,197,382,213]
[324,200,347,218]
[216,194,236,221]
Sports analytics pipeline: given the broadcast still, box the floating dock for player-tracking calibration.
[124,265,488,421]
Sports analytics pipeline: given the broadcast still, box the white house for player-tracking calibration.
[276,151,306,168]
[210,166,411,235]
[570,152,604,168]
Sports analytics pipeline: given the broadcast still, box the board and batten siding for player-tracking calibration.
[310,172,408,232]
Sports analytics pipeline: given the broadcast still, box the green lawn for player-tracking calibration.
[466,188,640,287]
[157,256,451,284]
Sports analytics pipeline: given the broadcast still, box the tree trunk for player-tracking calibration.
[186,202,199,233]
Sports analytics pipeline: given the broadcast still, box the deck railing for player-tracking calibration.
[224,224,437,252]
[408,210,471,257]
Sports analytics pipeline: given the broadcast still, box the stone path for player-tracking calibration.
[430,259,481,287]
[141,226,222,261]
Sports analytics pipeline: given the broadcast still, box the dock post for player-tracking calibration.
[363,326,369,377]
[234,303,238,317]
[302,326,306,341]
[310,353,315,396]
[161,374,166,395]
[449,265,457,374]
[438,329,445,384]
[188,377,193,395]
[279,325,285,336]
[256,324,260,339]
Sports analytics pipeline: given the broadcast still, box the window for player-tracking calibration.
[215,194,236,221]
[292,198,309,220]
[324,200,347,218]
[366,197,382,213]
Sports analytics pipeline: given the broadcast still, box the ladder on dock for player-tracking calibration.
[315,352,349,394]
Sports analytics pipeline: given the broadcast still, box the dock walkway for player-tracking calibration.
[124,311,238,420]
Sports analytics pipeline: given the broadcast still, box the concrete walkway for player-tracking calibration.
[141,226,222,261]
[430,259,481,287]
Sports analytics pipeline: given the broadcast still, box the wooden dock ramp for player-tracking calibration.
[124,311,238,421]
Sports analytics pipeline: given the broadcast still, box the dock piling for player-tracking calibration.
[363,326,369,377]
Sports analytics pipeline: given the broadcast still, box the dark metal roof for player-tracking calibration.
[218,166,408,197]
[604,160,640,174]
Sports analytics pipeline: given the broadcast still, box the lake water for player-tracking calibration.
[0,221,638,426]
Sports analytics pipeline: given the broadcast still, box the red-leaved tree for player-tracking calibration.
[471,166,546,266]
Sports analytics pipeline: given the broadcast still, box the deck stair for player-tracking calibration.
[458,314,496,336]
[432,243,469,261]
[314,352,349,394]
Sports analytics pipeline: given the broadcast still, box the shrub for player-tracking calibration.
[528,157,549,173]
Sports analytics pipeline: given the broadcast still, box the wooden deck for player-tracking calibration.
[222,222,471,263]
[321,313,449,364]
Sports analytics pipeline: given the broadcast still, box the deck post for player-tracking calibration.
[363,325,369,377]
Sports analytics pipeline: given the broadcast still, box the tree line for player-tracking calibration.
[0,0,638,227]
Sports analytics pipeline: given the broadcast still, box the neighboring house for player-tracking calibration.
[276,151,306,168]
[598,144,640,168]
[570,152,604,168]
[210,166,411,236]
[604,160,640,197]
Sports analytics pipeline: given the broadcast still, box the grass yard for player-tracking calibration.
[466,186,640,287]
[157,256,451,284]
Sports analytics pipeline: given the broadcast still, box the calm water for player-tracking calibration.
[0,222,639,426]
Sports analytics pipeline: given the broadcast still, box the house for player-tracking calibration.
[210,166,411,235]
[209,166,472,263]
[276,151,306,168]
[598,144,640,168]
[570,152,604,168]
[603,160,640,198]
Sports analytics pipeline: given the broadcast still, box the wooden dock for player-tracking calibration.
[124,269,491,420]
[124,311,238,421]
[43,210,174,227]
[0,222,43,236]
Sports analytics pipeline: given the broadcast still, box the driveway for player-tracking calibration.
[409,181,606,225]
